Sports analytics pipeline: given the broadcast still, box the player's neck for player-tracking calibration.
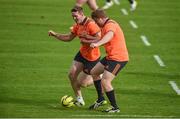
[80,16,87,25]
[101,18,109,27]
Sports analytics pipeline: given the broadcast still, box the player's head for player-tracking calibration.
[91,9,107,27]
[71,6,84,24]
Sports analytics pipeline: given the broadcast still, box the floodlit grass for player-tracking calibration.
[0,0,180,118]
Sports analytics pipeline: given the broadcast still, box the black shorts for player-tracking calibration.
[100,57,128,76]
[74,51,100,74]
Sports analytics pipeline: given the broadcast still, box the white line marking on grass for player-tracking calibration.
[48,104,58,108]
[72,114,177,118]
[153,55,165,67]
[169,81,180,95]
[121,8,128,15]
[140,35,151,46]
[129,20,138,29]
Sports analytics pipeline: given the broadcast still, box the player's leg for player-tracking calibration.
[71,52,101,106]
[101,61,128,113]
[128,0,137,11]
[69,51,86,100]
[89,62,108,109]
[101,70,115,92]
[68,61,83,98]
[73,72,93,106]
[78,72,93,88]
[87,0,98,11]
[75,0,88,7]
[101,70,120,113]
[91,62,105,102]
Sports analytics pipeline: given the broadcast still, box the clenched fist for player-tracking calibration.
[48,30,56,36]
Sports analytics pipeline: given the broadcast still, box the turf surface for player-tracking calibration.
[0,0,180,118]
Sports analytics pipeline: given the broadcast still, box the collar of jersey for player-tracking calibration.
[80,17,88,25]
[102,18,110,27]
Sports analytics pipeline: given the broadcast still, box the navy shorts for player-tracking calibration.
[74,51,100,74]
[100,57,128,76]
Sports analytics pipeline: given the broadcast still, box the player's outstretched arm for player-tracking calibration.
[90,31,114,48]
[48,30,76,42]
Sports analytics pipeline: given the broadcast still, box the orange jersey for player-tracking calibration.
[101,19,129,62]
[71,17,101,61]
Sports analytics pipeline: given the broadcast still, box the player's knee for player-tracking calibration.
[90,71,100,80]
[90,69,95,75]
[80,83,87,88]
[102,79,111,86]
[79,80,92,88]
[101,79,112,91]
[79,80,88,88]
[68,72,75,80]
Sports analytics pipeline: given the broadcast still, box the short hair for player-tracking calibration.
[91,9,107,19]
[71,6,83,13]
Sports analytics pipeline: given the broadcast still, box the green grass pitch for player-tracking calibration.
[0,0,180,118]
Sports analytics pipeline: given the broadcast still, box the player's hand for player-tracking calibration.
[80,37,85,42]
[79,32,88,38]
[90,43,98,48]
[48,30,56,36]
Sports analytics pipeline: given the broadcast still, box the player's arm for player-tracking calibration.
[80,32,101,44]
[48,30,76,42]
[90,31,114,48]
[80,21,101,44]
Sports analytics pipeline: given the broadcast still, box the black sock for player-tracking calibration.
[128,0,134,4]
[106,0,111,3]
[94,80,104,102]
[106,90,118,108]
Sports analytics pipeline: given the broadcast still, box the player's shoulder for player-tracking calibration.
[86,18,96,25]
[72,23,78,28]
[106,19,117,26]
[104,19,119,28]
[86,18,99,29]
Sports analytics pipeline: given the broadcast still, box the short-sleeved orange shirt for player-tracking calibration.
[101,19,129,62]
[71,17,101,61]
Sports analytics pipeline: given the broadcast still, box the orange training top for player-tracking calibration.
[101,19,129,62]
[71,17,101,61]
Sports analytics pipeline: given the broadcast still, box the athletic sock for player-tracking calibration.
[128,0,134,4]
[94,80,104,102]
[106,0,111,3]
[106,90,118,108]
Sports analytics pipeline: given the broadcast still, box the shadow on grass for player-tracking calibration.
[0,96,97,112]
